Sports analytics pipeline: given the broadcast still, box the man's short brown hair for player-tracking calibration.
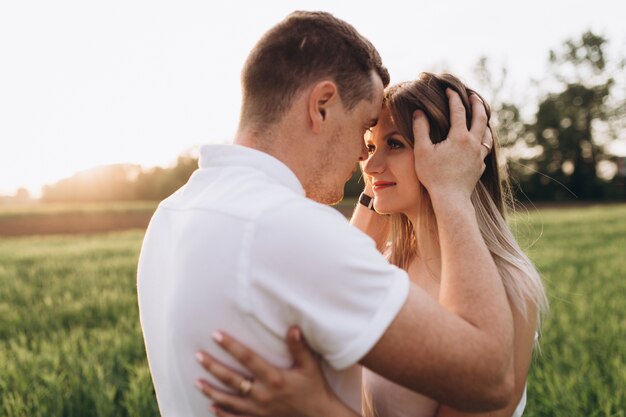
[240,11,390,129]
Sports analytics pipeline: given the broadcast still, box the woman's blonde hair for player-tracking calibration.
[384,72,548,321]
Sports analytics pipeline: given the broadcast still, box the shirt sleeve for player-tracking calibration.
[239,200,410,370]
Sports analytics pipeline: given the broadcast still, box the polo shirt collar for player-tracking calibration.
[199,144,305,196]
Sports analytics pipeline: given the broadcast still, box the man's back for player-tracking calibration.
[137,144,409,415]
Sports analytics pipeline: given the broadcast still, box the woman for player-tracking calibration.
[194,73,548,417]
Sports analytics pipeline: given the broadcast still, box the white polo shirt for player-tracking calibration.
[137,144,410,416]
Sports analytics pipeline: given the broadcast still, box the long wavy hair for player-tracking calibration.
[383,72,548,321]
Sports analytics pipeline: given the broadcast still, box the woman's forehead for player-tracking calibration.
[372,108,396,132]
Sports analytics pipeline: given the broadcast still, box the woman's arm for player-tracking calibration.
[350,180,390,253]
[435,299,538,417]
[195,327,361,417]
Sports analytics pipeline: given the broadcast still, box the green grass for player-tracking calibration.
[0,231,158,417]
[0,205,624,416]
[510,205,626,416]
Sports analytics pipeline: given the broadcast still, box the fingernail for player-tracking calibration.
[293,327,301,342]
[413,110,421,120]
[212,331,223,343]
[195,379,204,391]
[195,352,205,363]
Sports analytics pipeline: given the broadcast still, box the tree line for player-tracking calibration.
[18,30,626,204]
[478,31,626,201]
[39,156,199,203]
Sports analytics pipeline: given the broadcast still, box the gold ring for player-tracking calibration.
[481,142,492,151]
[239,378,253,396]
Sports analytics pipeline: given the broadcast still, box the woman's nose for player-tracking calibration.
[363,151,384,175]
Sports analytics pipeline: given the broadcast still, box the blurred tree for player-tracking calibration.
[471,57,535,201]
[42,156,199,202]
[14,188,32,203]
[472,57,532,151]
[42,164,141,202]
[0,188,34,204]
[134,156,198,200]
[524,31,623,200]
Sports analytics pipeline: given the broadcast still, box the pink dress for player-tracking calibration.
[363,369,439,417]
[362,368,527,417]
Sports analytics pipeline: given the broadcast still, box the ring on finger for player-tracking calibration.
[238,378,253,396]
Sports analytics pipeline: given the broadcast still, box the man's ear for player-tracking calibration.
[308,81,339,134]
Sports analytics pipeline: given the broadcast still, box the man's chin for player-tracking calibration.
[326,193,344,206]
[307,188,344,205]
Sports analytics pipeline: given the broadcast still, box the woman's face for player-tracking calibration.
[363,107,421,218]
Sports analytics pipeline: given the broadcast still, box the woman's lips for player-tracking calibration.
[373,181,396,191]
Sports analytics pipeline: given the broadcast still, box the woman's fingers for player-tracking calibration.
[196,351,252,393]
[468,93,489,145]
[196,379,257,416]
[446,88,470,137]
[446,90,489,151]
[412,110,431,152]
[480,127,493,161]
[286,326,318,369]
[212,331,278,383]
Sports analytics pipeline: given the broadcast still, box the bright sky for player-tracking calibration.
[1,0,625,196]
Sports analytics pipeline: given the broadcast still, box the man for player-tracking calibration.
[137,11,514,416]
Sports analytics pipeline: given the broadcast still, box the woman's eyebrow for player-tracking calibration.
[384,130,402,139]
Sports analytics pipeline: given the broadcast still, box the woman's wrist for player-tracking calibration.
[358,192,375,211]
[429,190,473,213]
[358,183,375,211]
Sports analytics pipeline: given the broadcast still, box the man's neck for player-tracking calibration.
[233,128,283,162]
[234,127,311,195]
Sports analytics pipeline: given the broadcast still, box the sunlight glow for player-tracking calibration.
[1,0,624,196]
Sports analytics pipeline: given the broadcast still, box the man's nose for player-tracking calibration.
[358,141,369,162]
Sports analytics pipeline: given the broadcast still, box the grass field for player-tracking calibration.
[0,204,624,416]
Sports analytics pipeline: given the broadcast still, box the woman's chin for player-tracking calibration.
[373,204,394,215]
